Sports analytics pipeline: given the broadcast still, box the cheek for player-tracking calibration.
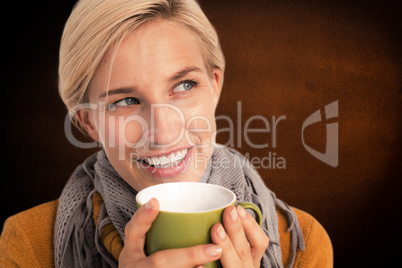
[123,120,145,144]
[186,114,214,132]
[185,101,217,140]
[100,115,146,148]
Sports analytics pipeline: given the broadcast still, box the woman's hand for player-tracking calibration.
[210,205,269,268]
[119,198,222,268]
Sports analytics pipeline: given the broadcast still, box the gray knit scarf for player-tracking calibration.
[55,145,304,267]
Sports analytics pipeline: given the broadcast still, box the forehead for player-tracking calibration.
[124,19,202,61]
[89,19,205,98]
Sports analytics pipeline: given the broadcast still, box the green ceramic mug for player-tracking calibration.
[136,182,262,268]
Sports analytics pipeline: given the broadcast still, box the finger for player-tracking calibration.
[210,223,241,267]
[237,206,269,264]
[121,198,159,260]
[222,206,253,261]
[142,244,222,268]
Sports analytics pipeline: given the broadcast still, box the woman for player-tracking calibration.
[0,0,332,267]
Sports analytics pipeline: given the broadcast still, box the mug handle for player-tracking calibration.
[238,202,262,226]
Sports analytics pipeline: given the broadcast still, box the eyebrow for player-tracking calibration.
[168,66,202,82]
[98,87,133,100]
[97,66,203,100]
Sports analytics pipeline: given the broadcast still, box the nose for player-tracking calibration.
[148,103,185,148]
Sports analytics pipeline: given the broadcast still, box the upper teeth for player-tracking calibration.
[144,149,188,167]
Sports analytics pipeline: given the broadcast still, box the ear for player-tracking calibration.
[75,107,101,143]
[211,67,223,109]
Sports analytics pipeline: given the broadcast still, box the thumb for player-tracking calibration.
[120,198,159,261]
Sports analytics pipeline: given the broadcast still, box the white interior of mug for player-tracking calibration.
[136,182,236,213]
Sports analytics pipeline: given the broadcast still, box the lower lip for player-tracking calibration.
[141,147,193,178]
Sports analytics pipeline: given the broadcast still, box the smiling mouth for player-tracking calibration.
[140,148,188,168]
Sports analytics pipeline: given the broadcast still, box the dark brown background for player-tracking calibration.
[2,0,401,267]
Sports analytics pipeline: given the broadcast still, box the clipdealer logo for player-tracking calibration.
[301,101,339,167]
[64,100,339,168]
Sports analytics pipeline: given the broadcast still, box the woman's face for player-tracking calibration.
[79,19,221,191]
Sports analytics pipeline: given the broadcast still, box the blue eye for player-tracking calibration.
[109,97,140,110]
[173,80,197,93]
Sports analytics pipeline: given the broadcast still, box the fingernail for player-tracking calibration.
[144,198,154,210]
[230,206,238,221]
[205,244,222,257]
[217,225,226,240]
[237,206,247,218]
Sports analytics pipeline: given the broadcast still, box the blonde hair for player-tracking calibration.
[59,0,225,125]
